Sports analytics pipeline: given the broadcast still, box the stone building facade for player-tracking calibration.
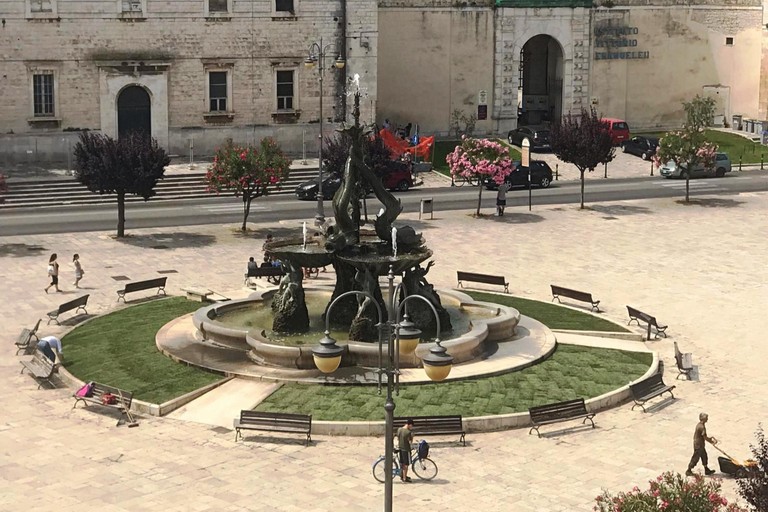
[378,0,767,136]
[0,0,377,161]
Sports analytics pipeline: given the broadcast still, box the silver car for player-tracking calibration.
[660,152,731,179]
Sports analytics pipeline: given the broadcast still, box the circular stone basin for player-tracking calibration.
[192,288,519,370]
[337,246,433,276]
[266,237,333,268]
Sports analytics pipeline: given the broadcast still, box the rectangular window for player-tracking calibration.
[33,73,55,117]
[725,37,734,46]
[275,0,294,12]
[208,0,228,12]
[30,0,53,12]
[209,71,228,112]
[276,70,294,110]
[121,0,142,12]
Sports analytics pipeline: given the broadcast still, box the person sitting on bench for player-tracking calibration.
[247,257,258,274]
[37,335,62,363]
[260,255,272,268]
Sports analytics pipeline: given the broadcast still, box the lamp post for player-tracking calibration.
[305,38,345,227]
[311,266,453,512]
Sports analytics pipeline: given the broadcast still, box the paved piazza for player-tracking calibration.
[1,185,767,511]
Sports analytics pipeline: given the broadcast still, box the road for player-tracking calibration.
[1,172,766,236]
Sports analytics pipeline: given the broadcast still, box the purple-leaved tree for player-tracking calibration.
[73,131,170,237]
[549,107,615,209]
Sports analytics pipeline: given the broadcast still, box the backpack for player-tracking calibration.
[417,439,429,460]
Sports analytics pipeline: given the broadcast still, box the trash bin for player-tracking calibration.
[419,198,434,220]
[732,115,743,131]
[762,131,768,145]
[745,119,754,133]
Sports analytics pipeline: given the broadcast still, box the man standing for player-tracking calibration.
[496,181,510,216]
[397,419,414,482]
[687,412,717,476]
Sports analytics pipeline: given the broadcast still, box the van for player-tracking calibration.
[601,118,631,146]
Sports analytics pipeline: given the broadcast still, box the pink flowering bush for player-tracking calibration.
[654,130,717,202]
[206,137,291,230]
[446,136,513,215]
[595,471,747,512]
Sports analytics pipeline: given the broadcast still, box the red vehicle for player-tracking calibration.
[601,118,631,146]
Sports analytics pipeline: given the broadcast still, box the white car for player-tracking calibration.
[659,152,731,179]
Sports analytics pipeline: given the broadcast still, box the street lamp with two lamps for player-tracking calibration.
[311,266,453,512]
[304,38,345,227]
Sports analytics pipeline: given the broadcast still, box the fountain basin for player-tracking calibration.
[192,288,519,370]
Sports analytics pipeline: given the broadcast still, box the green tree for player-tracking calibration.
[73,132,170,238]
[654,95,717,202]
[549,107,615,209]
[206,137,292,231]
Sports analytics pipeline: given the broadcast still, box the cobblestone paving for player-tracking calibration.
[1,189,766,511]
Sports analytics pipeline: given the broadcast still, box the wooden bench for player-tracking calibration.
[47,294,89,325]
[528,398,596,437]
[233,410,312,445]
[394,415,466,446]
[116,277,167,302]
[550,285,601,312]
[457,271,509,293]
[20,349,59,389]
[245,267,285,286]
[626,306,668,340]
[629,373,676,412]
[73,382,136,426]
[15,319,41,355]
[673,341,693,380]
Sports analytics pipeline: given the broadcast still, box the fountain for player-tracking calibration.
[265,87,452,343]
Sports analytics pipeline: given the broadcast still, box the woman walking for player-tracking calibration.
[73,253,84,288]
[44,253,61,293]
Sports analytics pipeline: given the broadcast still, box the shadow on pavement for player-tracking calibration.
[116,232,217,249]
[677,198,744,208]
[588,204,653,216]
[0,243,48,258]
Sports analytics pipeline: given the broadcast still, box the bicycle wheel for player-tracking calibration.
[411,457,438,480]
[372,457,387,483]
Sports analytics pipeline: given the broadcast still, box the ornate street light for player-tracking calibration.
[305,38,345,227]
[311,266,453,512]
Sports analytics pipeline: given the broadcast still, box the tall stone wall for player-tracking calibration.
[0,0,378,161]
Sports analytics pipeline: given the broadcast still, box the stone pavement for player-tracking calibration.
[2,189,768,511]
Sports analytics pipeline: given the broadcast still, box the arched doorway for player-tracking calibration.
[518,35,564,126]
[117,86,151,139]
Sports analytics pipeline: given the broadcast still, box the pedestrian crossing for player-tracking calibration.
[656,180,721,191]
[200,204,268,213]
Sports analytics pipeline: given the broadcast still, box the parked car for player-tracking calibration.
[507,126,551,151]
[659,152,732,179]
[295,173,342,200]
[621,136,659,160]
[601,118,631,146]
[377,160,415,191]
[483,160,553,190]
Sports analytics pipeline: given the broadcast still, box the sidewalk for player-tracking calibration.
[2,187,767,510]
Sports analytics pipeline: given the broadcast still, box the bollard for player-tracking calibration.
[739,156,742,172]
[650,159,654,177]
[762,154,764,170]
[302,130,307,165]
[188,138,194,169]
[555,164,559,180]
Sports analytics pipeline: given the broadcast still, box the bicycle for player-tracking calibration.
[371,445,438,482]
[454,175,479,187]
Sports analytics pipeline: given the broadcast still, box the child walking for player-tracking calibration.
[44,253,61,293]
[73,254,84,288]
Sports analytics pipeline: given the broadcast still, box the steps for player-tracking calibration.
[0,168,320,209]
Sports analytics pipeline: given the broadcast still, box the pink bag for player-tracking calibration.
[76,382,94,398]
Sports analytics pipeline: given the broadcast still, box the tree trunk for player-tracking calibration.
[685,175,690,202]
[241,195,252,231]
[475,180,483,216]
[116,191,126,237]
[580,170,585,209]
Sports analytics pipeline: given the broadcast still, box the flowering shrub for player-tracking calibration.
[595,471,747,512]
[654,130,717,202]
[206,137,291,230]
[446,136,513,215]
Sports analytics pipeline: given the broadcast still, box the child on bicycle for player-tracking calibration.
[396,419,414,482]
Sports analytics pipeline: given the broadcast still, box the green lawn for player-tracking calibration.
[255,344,651,420]
[466,291,629,332]
[63,297,222,404]
[637,129,767,164]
